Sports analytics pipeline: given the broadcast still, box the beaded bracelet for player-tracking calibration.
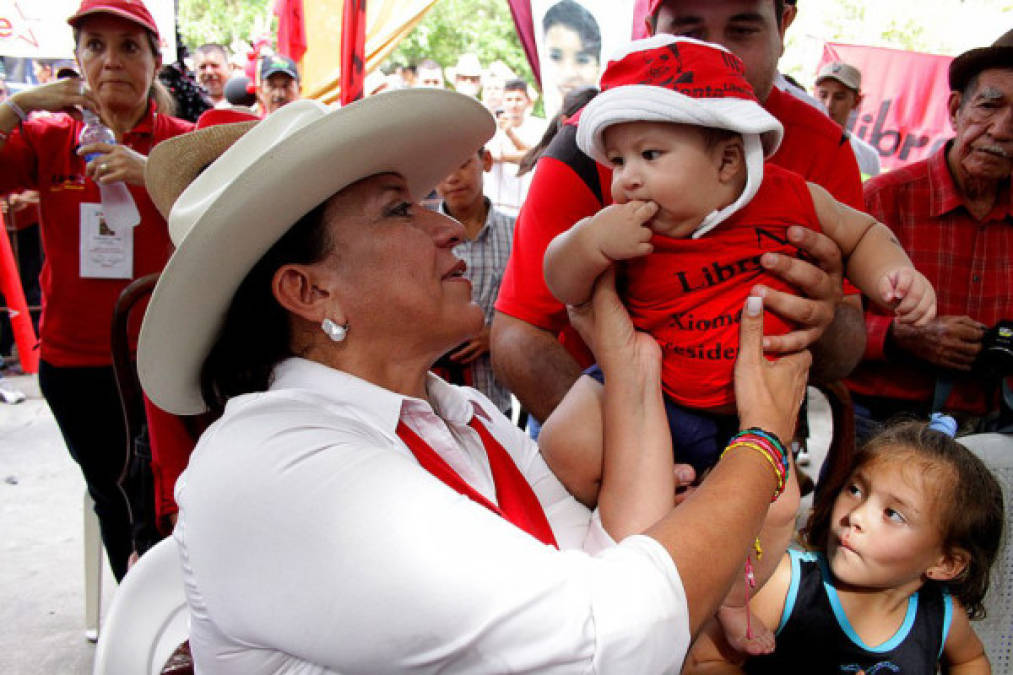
[720,428,790,501]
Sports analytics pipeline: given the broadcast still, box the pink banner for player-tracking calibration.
[819,43,954,171]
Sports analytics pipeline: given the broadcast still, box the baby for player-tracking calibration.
[540,36,936,655]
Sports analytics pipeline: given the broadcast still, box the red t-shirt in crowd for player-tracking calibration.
[626,164,820,408]
[0,108,193,367]
[495,86,863,365]
[847,143,1012,415]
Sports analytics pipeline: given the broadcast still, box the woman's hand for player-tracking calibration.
[566,267,661,378]
[754,226,843,353]
[734,295,812,445]
[80,142,148,186]
[11,76,99,120]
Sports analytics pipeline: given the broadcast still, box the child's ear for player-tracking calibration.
[480,148,493,172]
[715,136,745,183]
[925,548,970,582]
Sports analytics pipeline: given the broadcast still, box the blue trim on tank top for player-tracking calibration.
[776,549,817,634]
[939,592,953,659]
[818,554,918,652]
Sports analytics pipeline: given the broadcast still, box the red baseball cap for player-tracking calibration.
[67,0,160,40]
[194,107,260,129]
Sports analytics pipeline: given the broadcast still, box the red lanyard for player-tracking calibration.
[395,416,558,548]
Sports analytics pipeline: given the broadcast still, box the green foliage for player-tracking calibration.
[178,0,275,55]
[384,0,534,88]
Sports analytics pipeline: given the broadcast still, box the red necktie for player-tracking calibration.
[396,416,558,548]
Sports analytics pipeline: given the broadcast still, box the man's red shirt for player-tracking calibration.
[847,143,1012,414]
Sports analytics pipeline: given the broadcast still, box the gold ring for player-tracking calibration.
[101,162,109,173]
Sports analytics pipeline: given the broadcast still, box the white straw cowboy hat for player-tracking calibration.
[139,90,495,415]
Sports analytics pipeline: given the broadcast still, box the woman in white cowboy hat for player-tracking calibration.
[140,89,810,673]
[0,0,192,580]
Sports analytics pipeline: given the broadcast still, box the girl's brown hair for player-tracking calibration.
[803,420,1004,619]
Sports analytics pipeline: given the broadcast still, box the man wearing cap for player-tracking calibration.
[492,0,866,430]
[257,54,301,115]
[450,53,483,98]
[195,43,232,109]
[847,31,1013,437]
[816,62,882,177]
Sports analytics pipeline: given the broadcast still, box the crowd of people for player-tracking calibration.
[0,0,1009,672]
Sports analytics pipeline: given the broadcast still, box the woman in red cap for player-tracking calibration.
[0,0,193,580]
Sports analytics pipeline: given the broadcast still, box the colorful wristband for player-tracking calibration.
[3,99,28,123]
[721,429,790,501]
[741,427,788,461]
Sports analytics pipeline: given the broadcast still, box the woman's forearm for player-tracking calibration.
[0,93,29,150]
[646,448,776,637]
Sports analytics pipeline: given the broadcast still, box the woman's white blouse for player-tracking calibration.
[175,357,689,673]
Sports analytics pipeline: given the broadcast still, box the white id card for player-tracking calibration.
[79,202,133,279]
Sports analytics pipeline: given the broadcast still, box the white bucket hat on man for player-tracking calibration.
[139,90,495,414]
[577,35,784,238]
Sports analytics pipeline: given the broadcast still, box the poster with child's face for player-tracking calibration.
[532,0,636,118]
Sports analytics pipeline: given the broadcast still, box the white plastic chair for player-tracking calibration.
[84,490,103,642]
[961,433,1013,672]
[91,536,189,675]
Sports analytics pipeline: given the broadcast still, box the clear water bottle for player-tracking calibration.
[78,109,141,231]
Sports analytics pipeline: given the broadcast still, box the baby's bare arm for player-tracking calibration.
[809,183,936,325]
[544,201,657,306]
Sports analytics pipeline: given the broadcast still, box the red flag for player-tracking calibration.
[0,212,38,374]
[631,0,652,39]
[274,0,307,63]
[340,0,367,105]
[506,0,539,87]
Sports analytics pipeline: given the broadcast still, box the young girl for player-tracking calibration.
[685,417,1005,673]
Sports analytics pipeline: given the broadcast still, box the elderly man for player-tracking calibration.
[257,54,301,115]
[847,31,1013,437]
[194,43,231,109]
[492,0,866,428]
[816,61,882,176]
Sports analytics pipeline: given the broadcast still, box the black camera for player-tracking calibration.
[975,319,1013,377]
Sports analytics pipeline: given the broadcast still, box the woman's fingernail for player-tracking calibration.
[746,296,762,316]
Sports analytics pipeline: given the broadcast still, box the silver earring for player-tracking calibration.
[321,318,348,342]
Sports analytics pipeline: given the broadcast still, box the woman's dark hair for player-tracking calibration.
[803,419,1004,619]
[543,0,601,64]
[517,85,598,176]
[199,201,332,414]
